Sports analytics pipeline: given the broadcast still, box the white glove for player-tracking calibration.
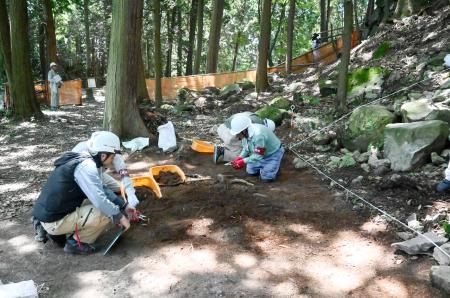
[127,192,139,208]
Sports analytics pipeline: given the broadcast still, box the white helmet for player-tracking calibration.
[50,62,57,68]
[263,118,275,132]
[87,131,121,154]
[229,114,252,135]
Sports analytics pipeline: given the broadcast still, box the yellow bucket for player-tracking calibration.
[191,139,214,154]
[131,176,162,199]
[150,165,186,186]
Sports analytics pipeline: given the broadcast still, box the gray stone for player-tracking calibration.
[209,124,219,135]
[340,148,350,154]
[342,105,395,152]
[390,173,401,182]
[361,163,370,173]
[433,243,450,265]
[431,152,446,165]
[373,165,390,176]
[441,78,450,90]
[356,152,370,163]
[384,121,449,171]
[392,232,448,255]
[402,98,450,125]
[368,155,391,168]
[396,231,414,241]
[219,84,241,100]
[293,158,308,169]
[352,151,361,161]
[441,149,450,159]
[351,176,363,185]
[315,144,331,152]
[313,133,330,145]
[432,89,450,103]
[430,266,450,294]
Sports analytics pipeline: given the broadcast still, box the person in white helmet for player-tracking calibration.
[48,62,63,110]
[32,131,136,254]
[228,114,284,182]
[214,111,276,164]
[72,132,140,208]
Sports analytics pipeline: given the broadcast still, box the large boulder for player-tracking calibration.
[430,266,450,294]
[270,96,291,110]
[256,106,287,125]
[401,99,450,124]
[347,67,385,100]
[219,84,241,101]
[341,105,395,152]
[384,120,449,171]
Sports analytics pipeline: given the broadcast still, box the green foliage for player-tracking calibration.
[270,96,291,109]
[328,153,356,169]
[304,95,321,106]
[347,67,384,92]
[440,220,450,238]
[256,105,285,125]
[372,42,390,60]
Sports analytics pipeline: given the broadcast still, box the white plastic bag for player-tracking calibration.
[122,137,149,153]
[157,121,177,152]
[445,54,450,68]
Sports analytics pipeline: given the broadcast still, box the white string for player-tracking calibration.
[290,150,450,259]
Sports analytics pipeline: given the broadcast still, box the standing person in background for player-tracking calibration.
[48,62,63,111]
[311,33,321,64]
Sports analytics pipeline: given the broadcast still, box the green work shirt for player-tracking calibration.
[224,112,264,129]
[239,123,281,163]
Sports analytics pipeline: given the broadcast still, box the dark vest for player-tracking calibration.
[33,152,91,223]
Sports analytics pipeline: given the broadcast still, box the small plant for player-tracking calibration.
[328,153,356,169]
[372,42,390,60]
[440,220,450,238]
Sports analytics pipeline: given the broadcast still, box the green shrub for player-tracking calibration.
[372,42,390,60]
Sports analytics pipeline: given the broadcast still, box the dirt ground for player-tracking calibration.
[0,95,447,297]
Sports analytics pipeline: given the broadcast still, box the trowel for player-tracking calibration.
[102,227,125,256]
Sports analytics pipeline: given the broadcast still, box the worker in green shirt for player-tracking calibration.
[228,114,284,182]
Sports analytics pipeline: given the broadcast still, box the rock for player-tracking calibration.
[319,80,337,96]
[384,120,449,171]
[441,149,450,159]
[396,231,414,241]
[194,96,208,108]
[287,81,303,93]
[393,96,409,116]
[390,173,401,182]
[313,133,330,145]
[368,156,391,168]
[340,148,350,154]
[209,124,218,134]
[401,99,450,125]
[294,116,323,133]
[160,104,175,112]
[361,163,370,172]
[219,84,241,100]
[347,67,385,99]
[269,96,291,110]
[430,266,450,294]
[314,144,331,152]
[256,106,287,126]
[432,89,450,103]
[351,176,363,185]
[373,165,390,176]
[441,78,450,90]
[355,152,370,163]
[391,232,447,255]
[352,150,361,161]
[293,158,308,169]
[433,243,450,265]
[431,152,446,165]
[238,80,255,90]
[0,280,38,298]
[342,105,395,152]
[202,86,220,95]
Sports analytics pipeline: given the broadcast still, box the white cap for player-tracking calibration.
[87,131,121,154]
[50,62,57,68]
[229,115,252,135]
[263,118,276,132]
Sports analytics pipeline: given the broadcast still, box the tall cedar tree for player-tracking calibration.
[335,0,353,113]
[193,0,204,74]
[176,6,182,76]
[10,0,42,118]
[320,0,328,42]
[268,3,285,67]
[103,0,149,137]
[42,0,57,64]
[153,0,162,106]
[255,0,272,93]
[285,0,295,73]
[206,0,224,73]
[186,0,198,75]
[165,7,176,77]
[0,0,13,90]
[83,0,94,100]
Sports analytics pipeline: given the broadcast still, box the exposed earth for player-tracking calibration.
[0,93,447,297]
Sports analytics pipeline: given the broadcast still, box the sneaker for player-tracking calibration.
[437,179,450,192]
[32,217,48,243]
[213,145,225,164]
[63,237,97,255]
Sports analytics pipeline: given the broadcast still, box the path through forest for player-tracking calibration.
[0,96,444,297]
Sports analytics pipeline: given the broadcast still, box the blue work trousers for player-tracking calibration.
[246,146,284,180]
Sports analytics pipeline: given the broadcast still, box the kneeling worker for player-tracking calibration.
[228,114,284,182]
[32,131,134,254]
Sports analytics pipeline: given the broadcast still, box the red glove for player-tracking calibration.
[231,156,245,170]
[126,208,142,222]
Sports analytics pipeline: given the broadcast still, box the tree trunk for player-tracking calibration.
[83,0,94,100]
[285,0,295,73]
[42,0,57,65]
[137,3,148,101]
[153,0,162,106]
[326,0,331,42]
[103,0,149,138]
[10,0,42,119]
[335,0,353,114]
[365,0,375,27]
[383,0,390,22]
[0,0,13,88]
[353,0,359,30]
[39,23,47,81]
[206,0,224,73]
[164,7,176,77]
[176,5,183,76]
[320,0,328,43]
[231,31,241,71]
[186,0,198,75]
[193,0,204,74]
[255,0,272,93]
[268,3,285,67]
[394,0,411,18]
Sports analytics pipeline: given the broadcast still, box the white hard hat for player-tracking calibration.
[229,114,252,135]
[264,118,276,132]
[87,131,121,154]
[50,62,57,67]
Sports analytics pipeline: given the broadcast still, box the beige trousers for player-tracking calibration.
[217,123,243,162]
[41,200,111,244]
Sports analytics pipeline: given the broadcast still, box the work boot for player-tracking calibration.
[213,145,225,164]
[63,236,97,255]
[47,234,67,248]
[32,216,47,243]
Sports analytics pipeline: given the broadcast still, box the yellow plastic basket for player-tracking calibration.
[191,139,214,154]
[150,165,186,186]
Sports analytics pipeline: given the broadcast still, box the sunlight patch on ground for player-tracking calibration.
[234,253,257,268]
[187,218,213,236]
[125,161,152,172]
[7,234,39,254]
[287,223,324,242]
[0,182,29,193]
[241,278,264,290]
[260,255,294,275]
[271,280,299,297]
[361,277,409,297]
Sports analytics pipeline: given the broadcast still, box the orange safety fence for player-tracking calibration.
[3,79,82,109]
[146,30,360,100]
